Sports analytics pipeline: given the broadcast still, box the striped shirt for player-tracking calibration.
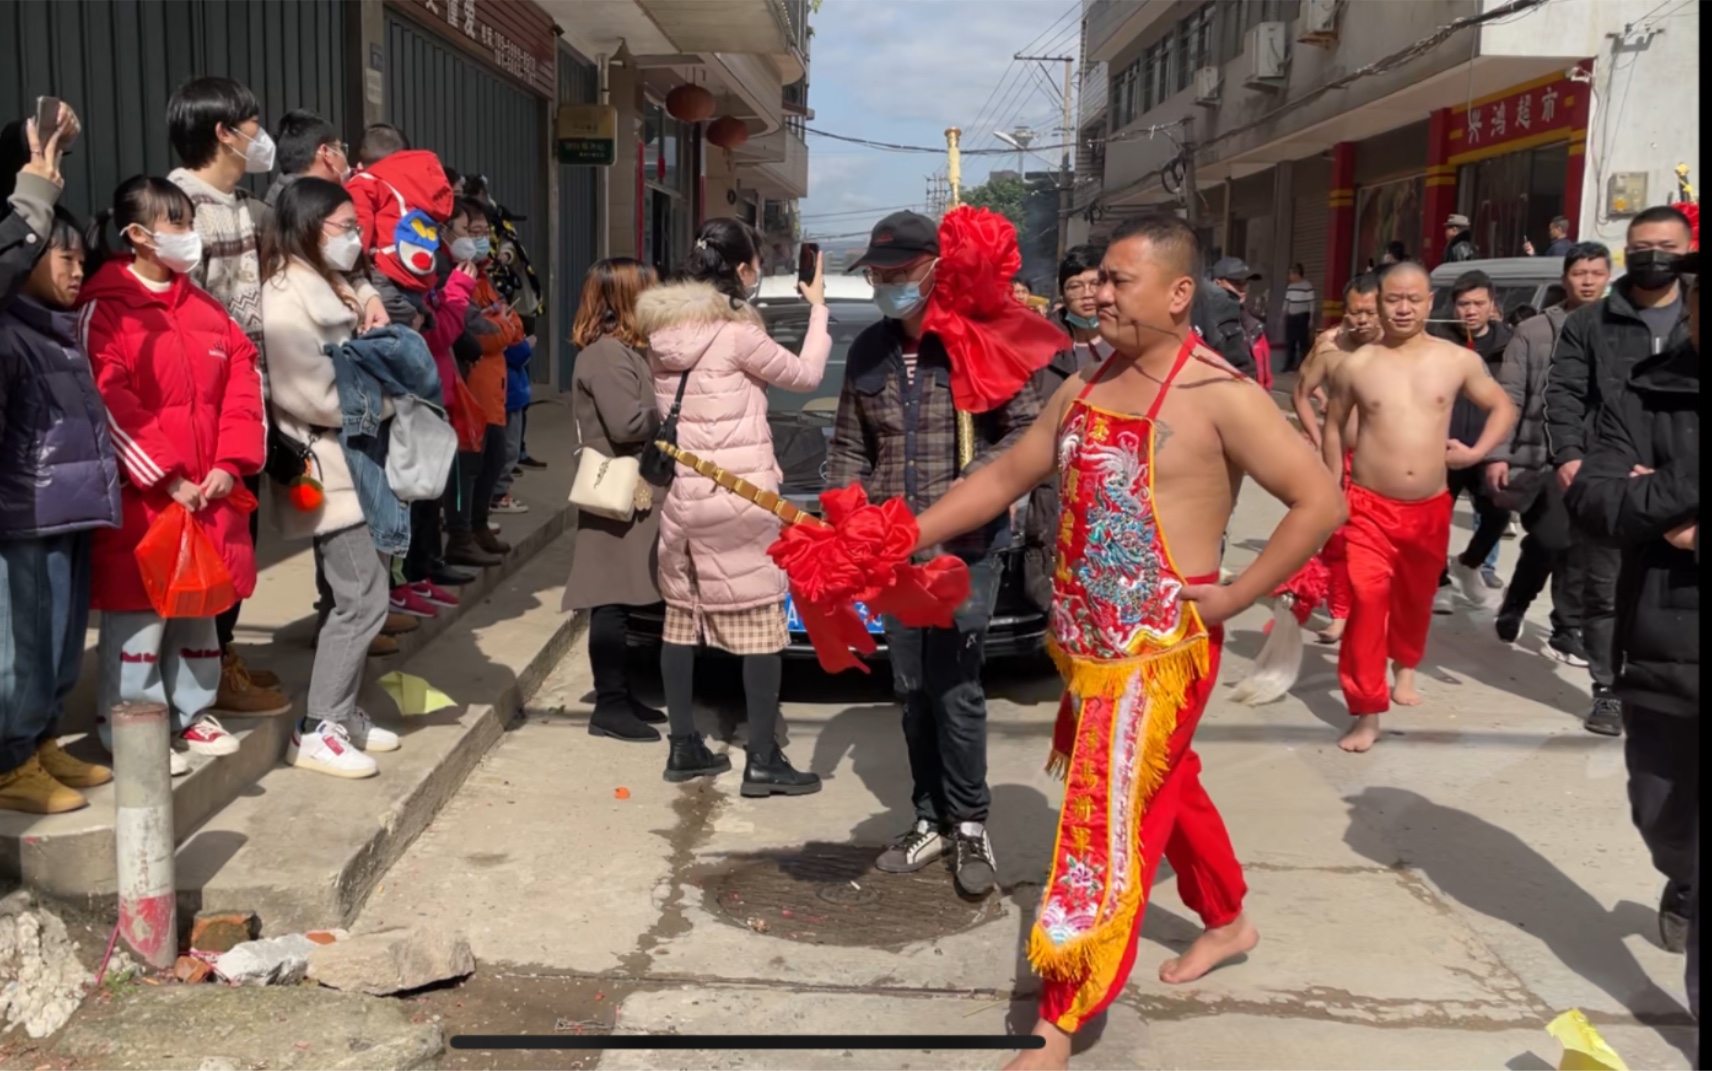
[1284,280,1316,317]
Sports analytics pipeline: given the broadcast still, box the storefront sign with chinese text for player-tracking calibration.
[1449,63,1592,163]
[557,104,617,167]
[403,0,556,97]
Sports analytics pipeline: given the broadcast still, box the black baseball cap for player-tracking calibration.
[848,211,940,272]
[1211,256,1259,282]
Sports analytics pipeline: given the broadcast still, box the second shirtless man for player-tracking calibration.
[1321,261,1517,752]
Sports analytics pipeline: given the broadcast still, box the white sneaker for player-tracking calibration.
[286,720,378,779]
[347,709,400,753]
[1451,561,1499,608]
[180,715,240,756]
[170,749,189,777]
[1432,587,1457,614]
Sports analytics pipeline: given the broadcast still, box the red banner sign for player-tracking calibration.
[1450,63,1591,160]
[404,0,556,97]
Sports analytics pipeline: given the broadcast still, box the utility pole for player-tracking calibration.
[1017,52,1076,262]
[945,128,963,208]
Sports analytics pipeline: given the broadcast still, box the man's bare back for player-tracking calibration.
[1325,332,1495,501]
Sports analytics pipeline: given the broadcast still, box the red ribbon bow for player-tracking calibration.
[923,206,1069,413]
[767,485,971,674]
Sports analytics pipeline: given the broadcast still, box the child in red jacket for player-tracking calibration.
[80,177,275,776]
[344,124,453,320]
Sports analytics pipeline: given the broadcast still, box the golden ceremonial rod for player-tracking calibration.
[654,441,828,528]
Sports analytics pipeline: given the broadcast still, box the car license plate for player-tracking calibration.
[784,595,885,635]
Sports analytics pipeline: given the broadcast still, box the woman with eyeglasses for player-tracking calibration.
[260,177,398,780]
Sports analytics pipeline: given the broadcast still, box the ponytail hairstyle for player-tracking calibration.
[85,175,196,276]
[682,217,763,307]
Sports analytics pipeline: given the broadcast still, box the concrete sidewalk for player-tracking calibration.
[356,481,1695,1070]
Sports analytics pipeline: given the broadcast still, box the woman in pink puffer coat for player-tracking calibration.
[634,219,829,795]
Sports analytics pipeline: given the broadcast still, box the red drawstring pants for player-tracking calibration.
[1338,483,1452,715]
[1039,622,1248,1033]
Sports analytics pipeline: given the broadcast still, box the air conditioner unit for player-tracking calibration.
[1299,0,1340,44]
[1244,22,1289,86]
[1193,66,1221,105]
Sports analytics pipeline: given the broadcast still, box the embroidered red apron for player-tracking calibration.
[1030,338,1212,1005]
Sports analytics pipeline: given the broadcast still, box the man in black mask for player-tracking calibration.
[1190,256,1257,377]
[1546,204,1693,737]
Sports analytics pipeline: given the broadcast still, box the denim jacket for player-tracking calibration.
[326,325,441,554]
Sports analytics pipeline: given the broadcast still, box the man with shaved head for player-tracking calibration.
[909,213,1344,1070]
[1319,260,1517,752]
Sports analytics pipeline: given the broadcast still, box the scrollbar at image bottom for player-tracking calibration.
[449,1034,1047,1051]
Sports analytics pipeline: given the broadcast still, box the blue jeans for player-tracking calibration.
[879,555,1003,827]
[0,533,93,774]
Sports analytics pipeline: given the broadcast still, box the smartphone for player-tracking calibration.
[797,242,820,286]
[34,97,62,147]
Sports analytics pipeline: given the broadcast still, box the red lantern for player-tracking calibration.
[706,116,750,152]
[666,84,716,124]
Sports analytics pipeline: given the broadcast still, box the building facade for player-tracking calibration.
[1,0,811,390]
[1070,0,1697,338]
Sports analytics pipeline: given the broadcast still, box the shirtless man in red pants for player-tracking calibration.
[912,214,1344,1070]
[1319,261,1516,752]
[1290,273,1382,641]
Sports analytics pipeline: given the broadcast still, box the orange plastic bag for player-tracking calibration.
[450,377,486,453]
[134,503,237,619]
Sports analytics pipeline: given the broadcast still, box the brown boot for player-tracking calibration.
[368,634,400,657]
[228,651,282,690]
[474,527,511,556]
[381,612,421,636]
[0,756,86,814]
[36,739,112,789]
[445,532,502,568]
[210,653,294,718]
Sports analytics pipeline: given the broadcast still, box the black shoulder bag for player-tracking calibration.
[639,372,689,486]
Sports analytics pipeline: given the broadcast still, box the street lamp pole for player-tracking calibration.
[1016,51,1075,263]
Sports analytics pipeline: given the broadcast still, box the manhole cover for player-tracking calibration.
[705,844,1003,948]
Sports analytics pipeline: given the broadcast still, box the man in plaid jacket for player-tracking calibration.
[826,212,1041,899]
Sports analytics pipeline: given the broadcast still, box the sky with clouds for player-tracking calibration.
[797,0,1082,246]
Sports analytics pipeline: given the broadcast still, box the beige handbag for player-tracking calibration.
[568,412,651,521]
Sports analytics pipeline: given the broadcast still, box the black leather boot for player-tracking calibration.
[664,734,731,782]
[589,703,660,743]
[629,697,668,725]
[741,746,821,798]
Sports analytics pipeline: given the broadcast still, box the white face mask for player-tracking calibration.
[322,230,363,272]
[140,228,203,274]
[450,236,480,263]
[232,126,276,173]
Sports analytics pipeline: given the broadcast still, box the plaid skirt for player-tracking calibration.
[660,553,788,655]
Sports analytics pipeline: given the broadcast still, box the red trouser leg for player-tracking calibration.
[1322,529,1352,621]
[1387,492,1453,669]
[1038,633,1245,1032]
[1339,489,1398,715]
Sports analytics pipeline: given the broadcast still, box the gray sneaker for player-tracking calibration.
[1584,693,1623,737]
[952,822,997,898]
[876,818,949,874]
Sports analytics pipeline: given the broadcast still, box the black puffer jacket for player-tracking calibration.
[1432,320,1512,449]
[1191,281,1255,377]
[1565,341,1698,716]
[1545,279,1690,466]
[1444,230,1478,263]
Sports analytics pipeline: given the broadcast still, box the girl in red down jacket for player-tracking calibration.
[78,177,269,775]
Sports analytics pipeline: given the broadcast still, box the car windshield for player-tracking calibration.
[761,300,882,413]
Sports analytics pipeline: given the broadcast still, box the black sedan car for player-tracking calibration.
[626,297,1049,663]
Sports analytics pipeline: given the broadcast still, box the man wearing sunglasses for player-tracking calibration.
[826,211,1042,899]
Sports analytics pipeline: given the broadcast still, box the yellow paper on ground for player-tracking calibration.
[1547,1009,1628,1071]
[377,671,457,716]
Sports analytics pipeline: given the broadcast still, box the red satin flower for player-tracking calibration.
[767,485,972,674]
[923,206,1070,413]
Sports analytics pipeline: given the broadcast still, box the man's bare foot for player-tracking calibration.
[1159,914,1260,984]
[1002,1020,1071,1071]
[1391,664,1423,706]
[1339,714,1382,753]
[1316,618,1346,644]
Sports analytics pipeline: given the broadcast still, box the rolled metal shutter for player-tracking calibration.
[1,0,348,215]
[385,9,548,382]
[1290,190,1328,320]
[557,48,599,387]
